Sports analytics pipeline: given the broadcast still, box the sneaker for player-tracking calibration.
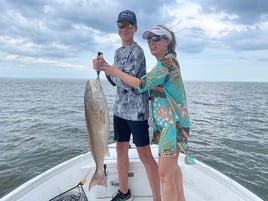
[111,189,132,201]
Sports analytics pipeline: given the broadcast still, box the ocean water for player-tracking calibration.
[0,78,267,200]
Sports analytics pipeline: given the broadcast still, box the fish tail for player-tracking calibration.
[88,172,107,191]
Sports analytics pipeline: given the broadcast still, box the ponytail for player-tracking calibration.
[157,24,177,57]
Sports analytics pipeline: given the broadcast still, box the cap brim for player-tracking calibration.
[142,25,172,40]
[142,31,152,39]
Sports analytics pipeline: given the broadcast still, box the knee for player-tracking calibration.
[138,152,150,163]
[158,168,165,179]
[137,147,153,164]
[116,143,129,158]
[159,167,174,183]
[116,142,128,152]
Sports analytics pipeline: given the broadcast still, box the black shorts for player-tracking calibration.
[113,115,149,147]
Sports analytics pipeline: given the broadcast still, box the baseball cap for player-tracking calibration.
[143,25,172,41]
[117,10,137,25]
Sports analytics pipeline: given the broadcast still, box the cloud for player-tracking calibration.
[0,0,168,59]
[0,0,267,81]
[191,0,268,24]
[221,24,268,51]
[165,1,268,54]
[5,53,85,69]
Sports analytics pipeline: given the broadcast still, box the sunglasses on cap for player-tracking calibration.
[117,22,134,29]
[147,35,167,43]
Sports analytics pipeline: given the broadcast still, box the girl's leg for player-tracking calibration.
[159,153,186,201]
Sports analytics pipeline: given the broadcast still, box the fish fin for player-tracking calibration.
[105,147,110,157]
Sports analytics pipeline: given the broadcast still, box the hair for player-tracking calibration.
[157,24,177,57]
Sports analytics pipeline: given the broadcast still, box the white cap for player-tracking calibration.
[143,25,172,41]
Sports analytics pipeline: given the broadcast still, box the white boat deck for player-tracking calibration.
[0,144,264,201]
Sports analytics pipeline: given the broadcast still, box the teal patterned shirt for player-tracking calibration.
[138,53,190,157]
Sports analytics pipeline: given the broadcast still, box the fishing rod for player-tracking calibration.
[97,52,103,79]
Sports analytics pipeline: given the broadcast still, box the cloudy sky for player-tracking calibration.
[0,0,268,82]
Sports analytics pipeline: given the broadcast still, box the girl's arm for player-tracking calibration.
[101,64,141,88]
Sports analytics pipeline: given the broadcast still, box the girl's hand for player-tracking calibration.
[102,64,118,76]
